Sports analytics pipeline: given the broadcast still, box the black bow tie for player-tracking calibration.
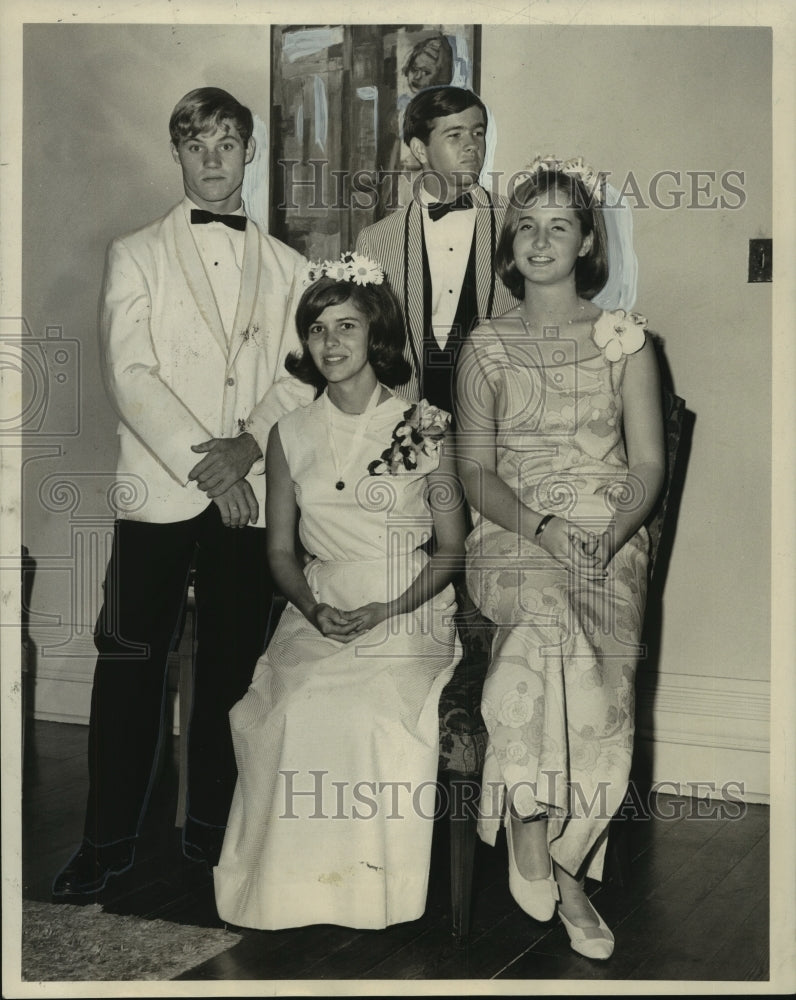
[190,208,247,231]
[427,191,474,222]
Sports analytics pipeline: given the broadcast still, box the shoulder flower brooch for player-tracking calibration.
[592,310,647,362]
[368,400,451,476]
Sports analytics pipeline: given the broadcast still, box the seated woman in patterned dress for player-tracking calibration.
[454,158,664,960]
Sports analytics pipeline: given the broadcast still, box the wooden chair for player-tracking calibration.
[437,388,687,940]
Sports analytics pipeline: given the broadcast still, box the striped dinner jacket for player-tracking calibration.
[355,184,518,403]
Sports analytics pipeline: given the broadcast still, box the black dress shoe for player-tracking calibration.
[52,839,135,897]
[182,823,225,870]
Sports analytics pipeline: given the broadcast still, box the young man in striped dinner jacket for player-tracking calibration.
[356,85,518,671]
[356,85,518,418]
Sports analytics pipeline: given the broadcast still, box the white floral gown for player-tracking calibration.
[464,310,650,880]
[214,393,459,930]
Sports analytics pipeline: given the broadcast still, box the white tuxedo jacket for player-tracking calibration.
[100,200,305,526]
[356,184,519,402]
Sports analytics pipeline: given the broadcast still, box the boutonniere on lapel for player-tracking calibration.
[591,310,647,362]
[240,322,260,344]
[367,400,451,476]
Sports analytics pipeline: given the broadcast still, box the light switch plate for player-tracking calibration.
[748,239,772,282]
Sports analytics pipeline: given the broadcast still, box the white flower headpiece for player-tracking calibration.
[301,251,384,288]
[524,155,605,204]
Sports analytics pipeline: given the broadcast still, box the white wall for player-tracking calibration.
[20,22,772,799]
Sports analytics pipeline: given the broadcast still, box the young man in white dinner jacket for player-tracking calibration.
[53,87,305,897]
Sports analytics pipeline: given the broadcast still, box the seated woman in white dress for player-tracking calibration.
[214,254,465,931]
[455,158,664,960]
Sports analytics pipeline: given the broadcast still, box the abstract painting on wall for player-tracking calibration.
[270,24,480,261]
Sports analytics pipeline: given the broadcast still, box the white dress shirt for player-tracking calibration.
[419,187,477,349]
[184,199,245,342]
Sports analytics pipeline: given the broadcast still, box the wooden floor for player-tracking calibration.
[22,719,769,984]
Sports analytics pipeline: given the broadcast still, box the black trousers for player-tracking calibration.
[84,503,272,846]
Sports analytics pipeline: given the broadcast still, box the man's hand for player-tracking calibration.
[213,479,260,528]
[189,433,262,496]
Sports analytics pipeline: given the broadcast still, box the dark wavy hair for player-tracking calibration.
[496,170,609,301]
[286,277,412,394]
[169,87,254,147]
[403,86,487,146]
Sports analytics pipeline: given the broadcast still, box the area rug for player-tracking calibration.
[21,900,242,982]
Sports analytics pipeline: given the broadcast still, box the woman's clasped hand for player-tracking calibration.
[310,600,391,640]
[536,516,610,579]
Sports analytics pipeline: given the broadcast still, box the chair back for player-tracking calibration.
[646,389,686,578]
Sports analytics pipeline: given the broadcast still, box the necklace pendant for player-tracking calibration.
[335,480,345,491]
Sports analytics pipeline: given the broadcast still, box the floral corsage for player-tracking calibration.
[368,400,450,476]
[592,309,647,362]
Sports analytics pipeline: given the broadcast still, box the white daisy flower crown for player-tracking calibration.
[523,155,606,204]
[301,251,384,288]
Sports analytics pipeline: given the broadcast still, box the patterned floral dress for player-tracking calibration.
[463,309,649,880]
[214,393,459,930]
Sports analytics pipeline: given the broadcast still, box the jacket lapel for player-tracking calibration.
[226,222,260,367]
[471,184,497,320]
[403,203,424,375]
[172,204,228,357]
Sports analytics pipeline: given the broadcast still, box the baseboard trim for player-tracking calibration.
[31,658,182,734]
[31,664,771,801]
[635,671,770,801]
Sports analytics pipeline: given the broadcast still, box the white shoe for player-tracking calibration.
[558,894,615,960]
[505,814,559,922]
